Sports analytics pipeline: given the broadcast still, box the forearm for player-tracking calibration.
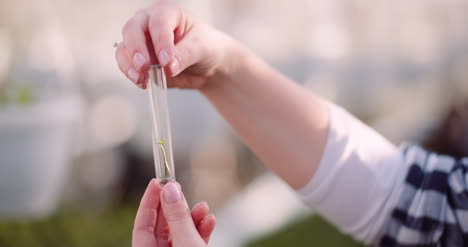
[199,42,329,189]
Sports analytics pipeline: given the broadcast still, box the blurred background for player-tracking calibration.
[1,0,468,246]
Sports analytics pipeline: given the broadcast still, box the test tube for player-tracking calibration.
[148,65,175,184]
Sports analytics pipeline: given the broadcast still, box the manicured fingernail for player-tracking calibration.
[158,50,170,66]
[128,68,140,83]
[163,182,181,204]
[170,58,179,75]
[133,53,146,70]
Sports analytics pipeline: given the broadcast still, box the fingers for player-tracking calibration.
[147,6,180,68]
[191,202,216,244]
[155,206,170,247]
[154,200,213,247]
[198,214,216,243]
[191,202,209,225]
[115,43,138,86]
[160,182,205,246]
[169,28,204,76]
[121,10,151,72]
[132,179,163,247]
[118,0,202,89]
[115,42,148,89]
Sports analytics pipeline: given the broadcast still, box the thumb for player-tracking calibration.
[161,182,205,246]
[168,31,202,76]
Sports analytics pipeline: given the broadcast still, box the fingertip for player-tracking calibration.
[169,58,180,76]
[152,178,162,187]
[133,52,148,71]
[199,213,216,243]
[204,213,216,226]
[128,68,140,84]
[115,42,139,88]
[192,201,209,212]
[158,49,171,67]
[191,201,210,226]
[162,182,182,204]
[144,178,163,200]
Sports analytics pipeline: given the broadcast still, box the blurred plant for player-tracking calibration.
[0,85,6,105]
[16,84,34,105]
[0,207,134,247]
[0,82,34,106]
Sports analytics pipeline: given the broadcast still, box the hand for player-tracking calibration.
[133,179,215,247]
[116,0,235,90]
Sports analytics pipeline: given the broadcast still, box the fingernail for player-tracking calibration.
[170,58,179,75]
[133,53,146,70]
[128,68,140,83]
[193,201,208,210]
[158,50,170,66]
[152,178,160,186]
[163,182,181,204]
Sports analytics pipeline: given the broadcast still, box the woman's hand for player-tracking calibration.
[133,179,216,247]
[116,0,235,90]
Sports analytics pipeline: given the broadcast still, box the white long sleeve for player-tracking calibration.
[296,103,408,245]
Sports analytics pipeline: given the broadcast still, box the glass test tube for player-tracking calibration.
[148,65,175,184]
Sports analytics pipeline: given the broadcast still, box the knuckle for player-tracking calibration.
[121,19,135,37]
[148,15,162,31]
[115,47,125,64]
[175,46,191,67]
[134,8,146,16]
[134,9,150,26]
[133,208,158,236]
[132,225,155,238]
[166,212,191,224]
[148,9,171,28]
[165,203,191,223]
[114,46,120,60]
[115,54,126,72]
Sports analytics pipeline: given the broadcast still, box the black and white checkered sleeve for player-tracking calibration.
[379,144,468,247]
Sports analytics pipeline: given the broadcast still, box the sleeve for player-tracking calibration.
[380,146,468,247]
[296,103,409,245]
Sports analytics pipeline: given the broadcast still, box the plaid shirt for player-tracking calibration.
[380,144,468,247]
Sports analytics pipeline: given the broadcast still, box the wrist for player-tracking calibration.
[199,33,251,93]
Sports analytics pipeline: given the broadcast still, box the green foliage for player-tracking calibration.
[16,84,34,105]
[0,208,365,247]
[246,215,364,247]
[0,83,34,106]
[0,92,6,105]
[0,208,134,247]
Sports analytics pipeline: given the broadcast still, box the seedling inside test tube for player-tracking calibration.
[148,65,175,184]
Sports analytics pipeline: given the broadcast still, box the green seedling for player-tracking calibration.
[157,138,173,184]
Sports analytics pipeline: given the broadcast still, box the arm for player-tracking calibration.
[200,43,329,190]
[117,1,407,244]
[115,0,329,190]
